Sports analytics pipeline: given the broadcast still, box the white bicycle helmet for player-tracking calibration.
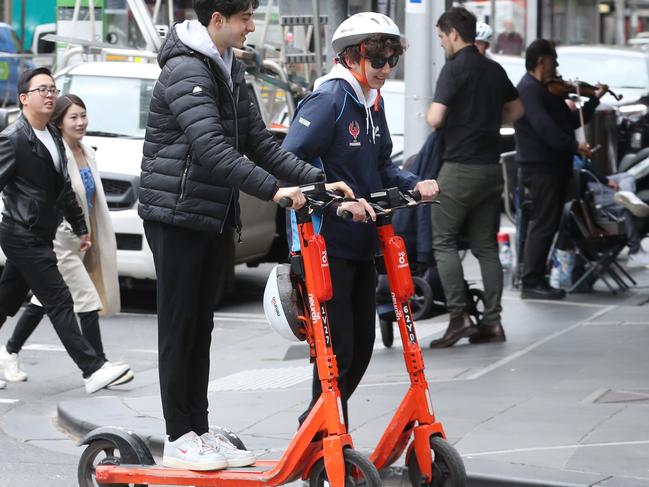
[475,22,493,44]
[263,264,305,342]
[331,12,403,56]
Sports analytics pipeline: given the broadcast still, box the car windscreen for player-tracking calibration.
[57,74,155,138]
[557,53,649,90]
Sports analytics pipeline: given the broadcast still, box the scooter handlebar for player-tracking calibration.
[408,189,421,202]
[278,197,293,208]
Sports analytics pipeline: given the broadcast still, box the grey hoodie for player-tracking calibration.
[175,19,234,89]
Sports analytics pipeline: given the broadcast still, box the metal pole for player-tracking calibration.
[311,0,323,78]
[404,0,447,159]
[327,0,348,68]
[19,0,25,73]
[167,0,174,26]
[615,0,625,46]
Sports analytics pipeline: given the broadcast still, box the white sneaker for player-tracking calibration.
[628,249,649,267]
[0,379,5,389]
[614,191,649,218]
[84,362,130,394]
[162,431,227,470]
[107,367,134,387]
[0,346,28,382]
[201,430,256,467]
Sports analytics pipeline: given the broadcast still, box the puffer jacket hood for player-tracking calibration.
[172,20,234,89]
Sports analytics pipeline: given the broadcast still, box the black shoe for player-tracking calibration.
[521,283,566,300]
[469,322,506,344]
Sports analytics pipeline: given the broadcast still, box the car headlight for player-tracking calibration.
[618,103,648,120]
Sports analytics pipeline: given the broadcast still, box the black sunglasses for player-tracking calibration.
[368,55,399,69]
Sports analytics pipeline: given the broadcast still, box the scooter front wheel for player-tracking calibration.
[78,439,145,487]
[309,448,381,487]
[406,436,466,487]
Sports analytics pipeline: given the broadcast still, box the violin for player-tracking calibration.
[545,78,623,101]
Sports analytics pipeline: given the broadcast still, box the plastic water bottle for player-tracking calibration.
[497,232,513,269]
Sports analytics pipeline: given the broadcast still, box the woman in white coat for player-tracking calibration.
[0,94,133,388]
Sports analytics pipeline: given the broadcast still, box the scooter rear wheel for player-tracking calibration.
[78,439,145,487]
[406,436,466,487]
[309,448,381,487]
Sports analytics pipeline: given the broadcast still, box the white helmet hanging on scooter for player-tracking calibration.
[263,264,305,342]
[331,12,403,57]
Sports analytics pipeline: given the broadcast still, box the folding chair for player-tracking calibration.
[566,197,636,294]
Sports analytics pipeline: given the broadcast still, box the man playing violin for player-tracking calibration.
[514,39,608,300]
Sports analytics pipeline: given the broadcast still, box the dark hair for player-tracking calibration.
[17,67,54,102]
[341,34,405,65]
[436,7,476,43]
[525,39,556,71]
[51,94,87,129]
[193,0,259,27]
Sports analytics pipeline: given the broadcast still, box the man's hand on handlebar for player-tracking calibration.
[325,181,355,199]
[273,187,306,209]
[337,198,376,222]
[414,179,440,201]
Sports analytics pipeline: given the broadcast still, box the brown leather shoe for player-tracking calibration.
[430,313,478,348]
[469,322,506,344]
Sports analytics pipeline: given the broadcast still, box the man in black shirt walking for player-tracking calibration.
[426,7,523,347]
[514,40,606,299]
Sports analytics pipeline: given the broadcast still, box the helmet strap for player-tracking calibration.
[349,43,370,89]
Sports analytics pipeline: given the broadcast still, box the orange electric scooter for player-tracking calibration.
[76,182,380,487]
[362,188,467,487]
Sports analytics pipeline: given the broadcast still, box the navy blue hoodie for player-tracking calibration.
[282,65,418,261]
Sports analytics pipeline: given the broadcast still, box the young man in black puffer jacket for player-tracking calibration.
[139,0,352,471]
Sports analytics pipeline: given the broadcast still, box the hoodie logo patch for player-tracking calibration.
[348,121,361,147]
[192,86,203,94]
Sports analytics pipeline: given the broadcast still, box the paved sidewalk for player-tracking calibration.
[56,264,649,486]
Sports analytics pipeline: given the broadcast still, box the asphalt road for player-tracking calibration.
[0,263,274,487]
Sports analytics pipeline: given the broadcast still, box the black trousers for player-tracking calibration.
[0,228,104,377]
[299,258,377,428]
[144,220,231,441]
[6,304,105,360]
[522,170,570,288]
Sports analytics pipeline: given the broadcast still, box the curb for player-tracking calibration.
[57,398,641,487]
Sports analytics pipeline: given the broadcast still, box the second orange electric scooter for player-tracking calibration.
[365,188,467,487]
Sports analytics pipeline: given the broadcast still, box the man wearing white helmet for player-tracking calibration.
[474,21,493,56]
[283,12,439,427]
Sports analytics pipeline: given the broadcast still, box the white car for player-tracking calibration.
[0,60,293,305]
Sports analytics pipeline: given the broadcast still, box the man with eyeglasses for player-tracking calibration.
[0,67,130,393]
[282,12,439,428]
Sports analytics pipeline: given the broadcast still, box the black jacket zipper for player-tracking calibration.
[178,154,191,201]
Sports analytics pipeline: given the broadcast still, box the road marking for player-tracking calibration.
[23,344,66,352]
[464,439,649,457]
[0,398,19,404]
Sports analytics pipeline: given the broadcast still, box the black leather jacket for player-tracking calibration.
[0,115,87,240]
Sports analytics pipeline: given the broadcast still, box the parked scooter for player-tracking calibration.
[76,183,380,487]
